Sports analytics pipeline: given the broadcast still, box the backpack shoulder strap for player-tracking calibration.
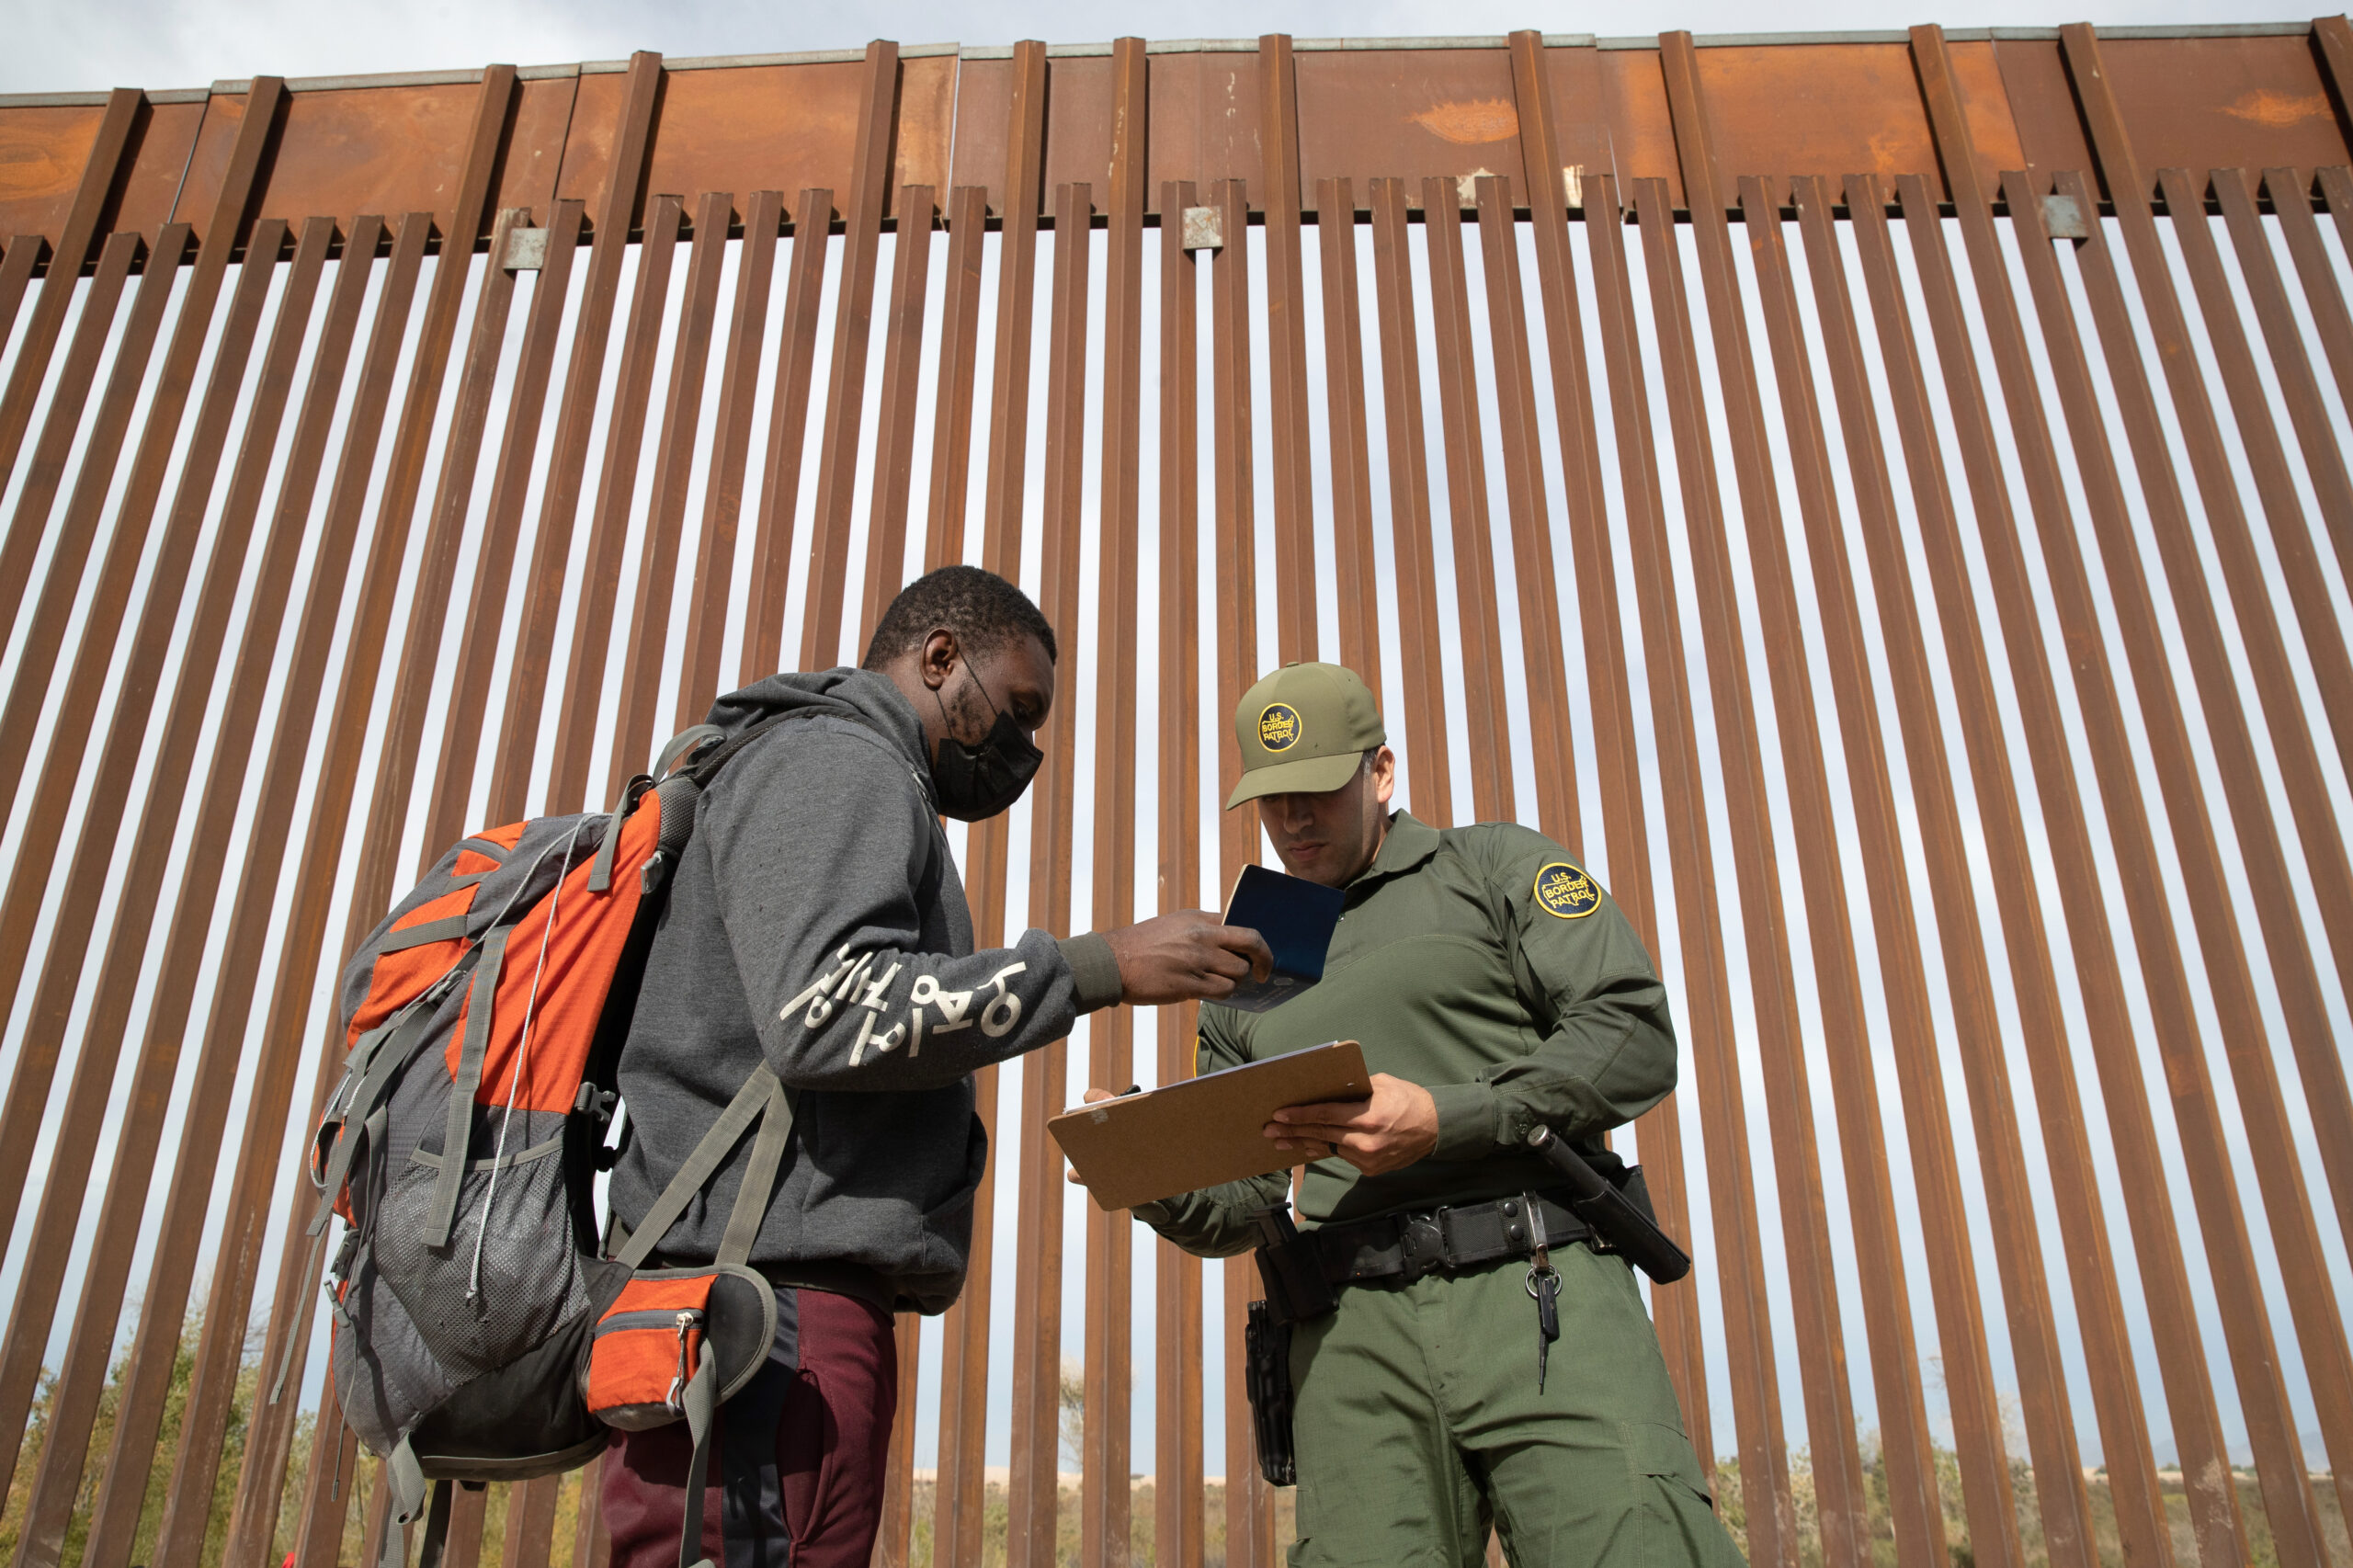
[682,710,807,787]
[612,1063,795,1269]
[587,711,809,893]
[715,1072,794,1267]
[681,703,899,790]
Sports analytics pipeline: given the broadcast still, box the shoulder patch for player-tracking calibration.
[1257,702,1302,752]
[1533,861,1602,919]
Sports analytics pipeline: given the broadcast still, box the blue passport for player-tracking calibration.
[1218,864,1347,1012]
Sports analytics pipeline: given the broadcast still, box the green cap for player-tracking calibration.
[1225,662,1387,809]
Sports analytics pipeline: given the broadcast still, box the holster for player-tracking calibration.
[1244,1299,1296,1487]
[1251,1204,1337,1326]
[1243,1206,1326,1488]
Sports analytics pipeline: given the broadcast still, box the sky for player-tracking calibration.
[0,0,2305,96]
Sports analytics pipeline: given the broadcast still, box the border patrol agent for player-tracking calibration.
[1116,663,1742,1568]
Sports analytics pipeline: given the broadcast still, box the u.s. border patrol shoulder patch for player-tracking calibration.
[1533,861,1602,919]
[1257,702,1302,752]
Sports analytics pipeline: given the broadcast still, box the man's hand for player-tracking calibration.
[1264,1074,1438,1176]
[1099,911,1274,1005]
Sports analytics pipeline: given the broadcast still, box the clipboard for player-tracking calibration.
[1218,864,1346,1013]
[1048,1040,1371,1210]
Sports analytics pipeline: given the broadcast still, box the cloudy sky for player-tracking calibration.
[6,0,2291,95]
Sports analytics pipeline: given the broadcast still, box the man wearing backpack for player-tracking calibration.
[599,565,1271,1567]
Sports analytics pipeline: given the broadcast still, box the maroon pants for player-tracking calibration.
[600,1287,896,1568]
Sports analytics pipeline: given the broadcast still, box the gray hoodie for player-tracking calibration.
[608,667,1121,1313]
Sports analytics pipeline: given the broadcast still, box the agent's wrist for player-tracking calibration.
[1426,1081,1502,1159]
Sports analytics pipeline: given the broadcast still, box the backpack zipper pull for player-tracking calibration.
[668,1309,699,1412]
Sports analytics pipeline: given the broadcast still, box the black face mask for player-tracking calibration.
[930,665,1043,821]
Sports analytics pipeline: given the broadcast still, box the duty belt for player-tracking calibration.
[1255,1192,1597,1325]
[1310,1192,1595,1287]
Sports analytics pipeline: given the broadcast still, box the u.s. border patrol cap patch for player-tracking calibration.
[1257,702,1302,751]
[1534,861,1602,919]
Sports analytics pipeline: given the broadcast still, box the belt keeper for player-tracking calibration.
[1400,1213,1445,1280]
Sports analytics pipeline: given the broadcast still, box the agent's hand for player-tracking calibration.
[1099,911,1274,1006]
[1064,1086,1119,1184]
[1264,1074,1438,1176]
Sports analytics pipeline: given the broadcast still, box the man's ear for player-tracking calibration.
[1371,745,1398,807]
[921,629,961,690]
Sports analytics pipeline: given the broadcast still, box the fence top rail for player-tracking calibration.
[0,19,2344,262]
[0,19,2325,99]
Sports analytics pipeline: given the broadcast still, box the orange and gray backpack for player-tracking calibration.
[301,720,808,1568]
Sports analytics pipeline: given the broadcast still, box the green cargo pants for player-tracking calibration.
[1285,1242,1744,1568]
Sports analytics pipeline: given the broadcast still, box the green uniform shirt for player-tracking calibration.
[1136,811,1678,1257]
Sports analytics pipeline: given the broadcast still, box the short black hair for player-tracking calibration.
[860,564,1058,670]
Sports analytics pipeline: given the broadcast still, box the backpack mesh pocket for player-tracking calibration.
[332,1245,467,1456]
[377,1136,588,1377]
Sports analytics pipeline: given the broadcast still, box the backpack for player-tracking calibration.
[300,719,805,1568]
